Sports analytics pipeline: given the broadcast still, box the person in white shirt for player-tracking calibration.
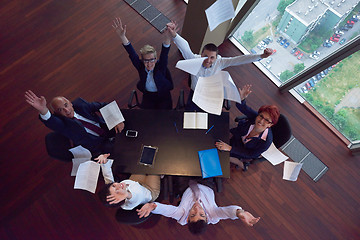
[98,174,160,210]
[137,182,260,235]
[166,22,273,111]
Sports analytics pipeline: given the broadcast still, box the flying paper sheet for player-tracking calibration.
[71,157,90,176]
[221,71,241,103]
[261,143,289,165]
[69,145,92,159]
[101,159,114,184]
[175,57,207,75]
[192,73,224,115]
[74,161,100,193]
[205,0,235,31]
[100,101,125,130]
[283,161,303,181]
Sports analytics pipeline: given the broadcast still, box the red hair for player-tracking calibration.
[258,105,280,125]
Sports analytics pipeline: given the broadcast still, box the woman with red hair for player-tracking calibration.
[215,85,280,171]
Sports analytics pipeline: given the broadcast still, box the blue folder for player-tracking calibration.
[198,148,223,178]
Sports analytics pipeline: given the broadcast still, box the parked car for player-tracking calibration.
[250,49,257,54]
[280,39,287,46]
[340,25,349,31]
[346,23,353,28]
[330,37,339,42]
[301,86,308,93]
[263,38,270,45]
[309,54,319,60]
[323,42,332,48]
[272,49,277,54]
[291,48,297,54]
[294,50,301,56]
[339,38,346,45]
[321,71,325,78]
[351,16,359,22]
[298,53,304,60]
[284,42,290,48]
[316,73,322,80]
[308,79,315,87]
[335,30,344,35]
[305,82,311,90]
[266,36,273,43]
[324,69,329,75]
[266,57,273,64]
[277,36,283,43]
[313,51,320,56]
[328,66,333,71]
[347,20,355,25]
[333,34,341,38]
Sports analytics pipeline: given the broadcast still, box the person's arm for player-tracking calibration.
[218,48,273,69]
[25,90,49,116]
[236,209,261,227]
[112,17,129,45]
[137,202,182,221]
[166,21,196,60]
[211,206,260,226]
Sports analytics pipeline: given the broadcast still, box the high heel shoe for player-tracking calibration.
[243,162,250,172]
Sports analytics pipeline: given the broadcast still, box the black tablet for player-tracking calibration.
[139,145,158,167]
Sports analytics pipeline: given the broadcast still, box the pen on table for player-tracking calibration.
[205,125,214,134]
[174,122,179,133]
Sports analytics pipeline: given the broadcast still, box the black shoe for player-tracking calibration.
[243,162,250,172]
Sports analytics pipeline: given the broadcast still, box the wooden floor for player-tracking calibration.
[1,1,359,239]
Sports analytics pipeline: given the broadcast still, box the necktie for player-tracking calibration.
[74,117,105,136]
[189,180,200,201]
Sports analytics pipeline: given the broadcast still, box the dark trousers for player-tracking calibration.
[141,91,173,110]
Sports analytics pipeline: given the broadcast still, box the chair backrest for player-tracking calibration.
[45,132,73,162]
[271,114,292,149]
[115,204,152,225]
[128,90,140,109]
[175,89,185,110]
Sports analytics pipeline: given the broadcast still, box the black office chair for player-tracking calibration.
[234,114,292,170]
[45,132,73,162]
[128,90,141,109]
[174,89,185,110]
[115,204,152,225]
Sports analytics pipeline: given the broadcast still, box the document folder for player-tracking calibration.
[198,148,222,178]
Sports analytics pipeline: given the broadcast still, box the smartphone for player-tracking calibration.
[126,130,138,138]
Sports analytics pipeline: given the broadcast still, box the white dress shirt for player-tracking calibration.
[152,184,242,225]
[121,179,152,210]
[173,34,262,90]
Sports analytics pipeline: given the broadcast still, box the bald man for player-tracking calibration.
[25,90,124,157]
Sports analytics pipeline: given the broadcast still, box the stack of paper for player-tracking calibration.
[100,101,125,130]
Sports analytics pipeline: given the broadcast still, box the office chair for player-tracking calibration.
[45,132,73,162]
[115,204,152,225]
[128,90,141,109]
[234,114,292,170]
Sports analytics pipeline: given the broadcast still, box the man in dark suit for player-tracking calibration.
[112,17,173,109]
[25,90,124,156]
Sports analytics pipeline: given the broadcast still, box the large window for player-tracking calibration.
[230,0,360,144]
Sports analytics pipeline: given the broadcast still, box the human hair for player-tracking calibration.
[97,182,125,208]
[188,220,208,235]
[140,44,156,57]
[202,43,218,55]
[258,105,280,125]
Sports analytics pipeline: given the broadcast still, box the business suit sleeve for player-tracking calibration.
[230,135,272,159]
[152,202,185,222]
[235,99,258,119]
[123,42,142,69]
[154,44,173,92]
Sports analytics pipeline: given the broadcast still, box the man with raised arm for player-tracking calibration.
[166,22,273,110]
[25,90,124,157]
[137,181,260,235]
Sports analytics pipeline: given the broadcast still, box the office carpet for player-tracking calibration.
[281,136,328,182]
[124,0,170,33]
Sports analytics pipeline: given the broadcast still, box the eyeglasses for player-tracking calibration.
[143,58,156,63]
[258,114,272,124]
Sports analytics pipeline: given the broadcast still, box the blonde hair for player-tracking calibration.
[140,44,156,57]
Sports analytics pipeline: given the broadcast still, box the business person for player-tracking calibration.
[112,17,174,109]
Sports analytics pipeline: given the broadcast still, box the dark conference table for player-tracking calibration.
[112,109,230,179]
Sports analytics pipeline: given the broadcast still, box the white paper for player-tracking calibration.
[192,73,224,115]
[261,143,289,166]
[101,159,114,184]
[283,161,303,181]
[74,161,100,193]
[71,157,90,176]
[99,101,125,130]
[175,57,207,75]
[221,71,241,103]
[183,112,208,129]
[205,0,235,31]
[69,145,92,159]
